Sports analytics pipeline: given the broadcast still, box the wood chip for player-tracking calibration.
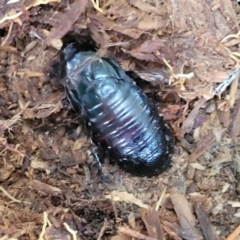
[217,109,231,128]
[46,0,88,44]
[126,0,165,15]
[229,99,240,138]
[182,98,207,135]
[118,226,157,240]
[44,226,69,240]
[105,191,149,209]
[142,208,165,240]
[29,180,62,196]
[226,224,240,240]
[193,201,220,240]
[188,132,216,163]
[227,201,240,208]
[224,166,236,183]
[170,193,203,240]
[162,221,196,240]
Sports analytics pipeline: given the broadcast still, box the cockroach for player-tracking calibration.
[60,42,174,177]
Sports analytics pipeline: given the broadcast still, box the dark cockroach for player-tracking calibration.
[60,42,174,177]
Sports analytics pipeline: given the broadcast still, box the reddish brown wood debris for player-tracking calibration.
[0,0,240,239]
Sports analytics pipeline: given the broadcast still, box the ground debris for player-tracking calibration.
[162,221,196,240]
[117,226,157,240]
[226,224,240,240]
[29,179,62,196]
[188,132,216,163]
[127,39,175,64]
[229,99,240,138]
[170,192,203,240]
[44,226,71,240]
[0,0,239,239]
[192,198,220,240]
[46,0,89,45]
[142,208,165,240]
[105,190,149,209]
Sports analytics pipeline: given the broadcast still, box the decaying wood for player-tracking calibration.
[118,227,157,240]
[142,208,165,240]
[163,221,200,240]
[46,0,89,44]
[226,224,240,240]
[170,192,203,240]
[229,99,240,138]
[0,0,240,239]
[29,180,62,195]
[188,132,216,163]
[193,200,220,240]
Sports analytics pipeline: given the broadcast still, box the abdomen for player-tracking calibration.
[84,75,174,176]
[62,43,174,176]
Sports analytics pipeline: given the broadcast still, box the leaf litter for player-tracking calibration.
[0,0,240,239]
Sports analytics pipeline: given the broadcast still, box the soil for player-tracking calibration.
[0,0,240,239]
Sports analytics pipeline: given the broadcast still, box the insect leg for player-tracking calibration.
[90,145,103,169]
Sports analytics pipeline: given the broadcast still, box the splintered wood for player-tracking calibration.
[170,193,203,240]
[29,180,62,196]
[142,208,165,240]
[188,132,216,163]
[46,0,89,45]
[193,200,220,240]
[0,0,240,239]
[229,99,240,138]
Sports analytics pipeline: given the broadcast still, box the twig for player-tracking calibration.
[64,222,78,240]
[91,0,105,15]
[0,101,30,131]
[226,224,240,240]
[0,11,22,24]
[97,218,108,240]
[119,226,157,240]
[1,21,13,46]
[155,187,167,211]
[39,212,49,240]
[0,143,25,157]
[0,235,17,240]
[221,31,240,43]
[162,58,194,89]
[0,186,31,205]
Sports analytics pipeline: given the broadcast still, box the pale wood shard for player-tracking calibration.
[105,191,149,209]
[226,224,240,240]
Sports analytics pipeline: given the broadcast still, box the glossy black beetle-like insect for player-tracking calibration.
[60,42,174,177]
